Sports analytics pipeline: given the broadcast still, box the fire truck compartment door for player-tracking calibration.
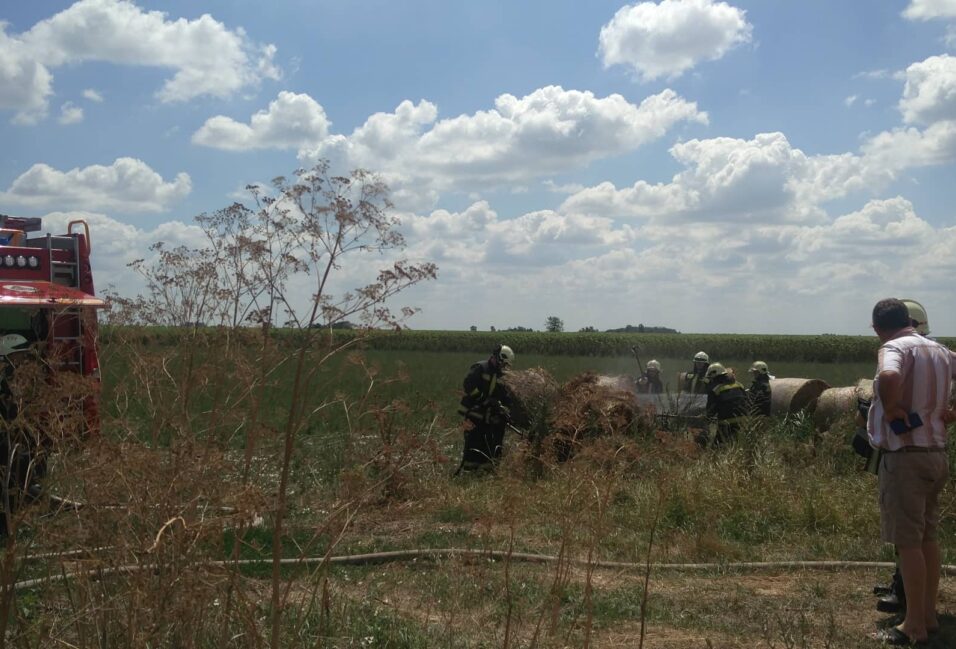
[0,281,106,308]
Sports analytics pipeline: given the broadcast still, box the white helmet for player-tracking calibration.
[900,298,930,335]
[749,361,769,376]
[0,334,28,356]
[705,362,727,381]
[693,351,709,363]
[496,345,515,367]
[646,359,661,372]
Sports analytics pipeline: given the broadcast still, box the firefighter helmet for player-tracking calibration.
[749,361,769,376]
[694,351,709,363]
[646,359,661,372]
[900,298,930,335]
[496,345,515,367]
[705,362,727,381]
[0,334,27,356]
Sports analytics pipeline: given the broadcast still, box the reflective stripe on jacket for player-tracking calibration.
[459,360,509,422]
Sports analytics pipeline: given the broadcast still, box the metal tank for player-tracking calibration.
[595,374,709,427]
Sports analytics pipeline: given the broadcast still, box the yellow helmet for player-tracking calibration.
[749,361,769,375]
[900,298,929,335]
[705,362,727,381]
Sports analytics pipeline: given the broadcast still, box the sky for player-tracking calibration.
[1,0,955,335]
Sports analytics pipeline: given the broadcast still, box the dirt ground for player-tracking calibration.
[332,560,956,648]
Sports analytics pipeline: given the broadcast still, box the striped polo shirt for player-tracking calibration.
[867,327,955,451]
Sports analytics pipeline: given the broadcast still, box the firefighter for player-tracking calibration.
[0,334,41,536]
[703,363,747,447]
[747,361,772,417]
[636,359,664,394]
[680,351,710,394]
[456,345,515,473]
[900,298,929,336]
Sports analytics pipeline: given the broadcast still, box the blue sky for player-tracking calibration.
[2,0,955,335]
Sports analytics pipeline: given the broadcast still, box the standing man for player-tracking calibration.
[873,298,933,616]
[703,362,748,446]
[456,345,515,473]
[746,361,773,417]
[680,351,710,394]
[637,359,664,394]
[867,298,955,645]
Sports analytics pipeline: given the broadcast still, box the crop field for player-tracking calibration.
[4,328,956,648]
[105,327,956,363]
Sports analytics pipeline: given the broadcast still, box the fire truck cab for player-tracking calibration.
[0,214,104,531]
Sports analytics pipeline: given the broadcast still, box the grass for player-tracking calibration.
[9,334,956,648]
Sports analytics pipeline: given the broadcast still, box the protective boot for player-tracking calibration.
[876,568,906,614]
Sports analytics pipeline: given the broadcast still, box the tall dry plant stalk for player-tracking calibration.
[0,305,101,648]
[513,383,643,648]
[2,163,436,648]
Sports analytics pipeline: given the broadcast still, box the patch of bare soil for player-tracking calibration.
[308,559,956,648]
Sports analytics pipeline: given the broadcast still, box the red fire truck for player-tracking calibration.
[0,214,104,530]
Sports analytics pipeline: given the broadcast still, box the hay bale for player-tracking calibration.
[501,367,559,429]
[856,378,874,400]
[812,379,874,431]
[769,378,831,416]
[546,372,649,460]
[812,387,859,430]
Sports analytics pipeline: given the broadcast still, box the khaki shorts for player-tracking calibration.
[879,451,949,547]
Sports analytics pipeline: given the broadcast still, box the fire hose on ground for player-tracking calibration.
[9,546,956,593]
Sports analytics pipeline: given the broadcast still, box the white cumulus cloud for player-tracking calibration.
[192,91,331,150]
[787,197,936,261]
[563,53,956,228]
[899,54,956,125]
[57,101,83,125]
[837,54,956,174]
[0,25,53,124]
[0,0,280,124]
[82,88,103,102]
[560,132,889,224]
[388,191,956,333]
[861,120,956,169]
[598,0,752,81]
[1,157,191,213]
[288,86,706,204]
[903,0,956,20]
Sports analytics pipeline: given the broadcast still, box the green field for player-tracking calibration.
[103,326,956,363]
[6,329,955,648]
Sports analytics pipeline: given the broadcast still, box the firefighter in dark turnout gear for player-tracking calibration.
[0,334,43,536]
[679,351,710,394]
[636,359,664,394]
[456,345,515,472]
[703,363,747,447]
[746,361,772,417]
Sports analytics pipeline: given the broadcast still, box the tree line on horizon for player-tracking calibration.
[467,319,680,334]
